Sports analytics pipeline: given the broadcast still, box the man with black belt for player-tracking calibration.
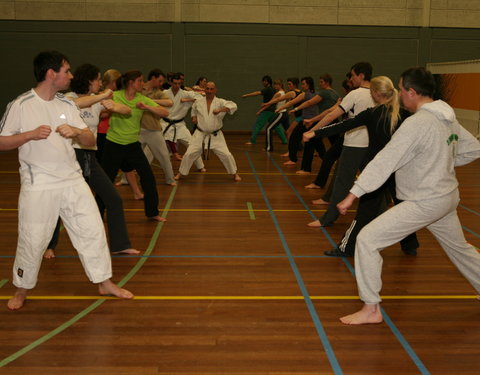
[175,82,240,182]
[161,73,205,170]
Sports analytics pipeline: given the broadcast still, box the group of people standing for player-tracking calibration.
[0,50,240,310]
[1,50,479,326]
[243,62,480,324]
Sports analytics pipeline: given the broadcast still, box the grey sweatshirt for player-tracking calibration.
[350,100,480,201]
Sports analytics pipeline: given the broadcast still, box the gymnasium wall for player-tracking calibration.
[0,20,479,130]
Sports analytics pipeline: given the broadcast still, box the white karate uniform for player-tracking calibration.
[160,88,204,170]
[179,96,238,176]
[0,89,112,288]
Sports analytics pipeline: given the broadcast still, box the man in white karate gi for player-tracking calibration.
[161,73,205,170]
[175,81,241,182]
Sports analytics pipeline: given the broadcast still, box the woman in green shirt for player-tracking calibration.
[101,70,169,221]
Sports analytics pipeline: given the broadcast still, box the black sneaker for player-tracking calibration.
[402,248,417,256]
[324,248,353,257]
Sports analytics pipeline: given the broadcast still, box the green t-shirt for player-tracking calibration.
[107,90,158,145]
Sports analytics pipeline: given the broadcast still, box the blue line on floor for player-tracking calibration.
[268,153,430,375]
[247,151,343,375]
[459,203,480,217]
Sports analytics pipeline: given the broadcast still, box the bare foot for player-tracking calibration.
[340,304,383,325]
[280,152,289,157]
[111,248,141,255]
[8,288,28,310]
[305,183,321,189]
[312,198,329,205]
[245,141,253,145]
[283,160,296,165]
[174,153,183,161]
[134,193,144,200]
[307,220,321,228]
[296,170,310,175]
[148,215,167,222]
[44,249,56,259]
[233,174,242,182]
[115,180,128,186]
[174,173,182,180]
[198,168,207,173]
[98,279,133,299]
[168,181,177,186]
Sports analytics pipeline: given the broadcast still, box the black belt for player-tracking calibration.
[162,117,185,142]
[195,125,221,160]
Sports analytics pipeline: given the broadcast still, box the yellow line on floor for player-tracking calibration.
[0,295,476,300]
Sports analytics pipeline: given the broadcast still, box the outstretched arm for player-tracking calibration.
[276,92,305,113]
[136,102,169,118]
[72,90,113,108]
[242,90,261,98]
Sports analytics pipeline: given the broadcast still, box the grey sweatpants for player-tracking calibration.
[355,189,480,304]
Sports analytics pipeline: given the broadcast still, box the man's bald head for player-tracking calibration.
[205,81,217,98]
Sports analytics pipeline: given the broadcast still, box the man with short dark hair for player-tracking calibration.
[338,67,480,325]
[0,50,133,310]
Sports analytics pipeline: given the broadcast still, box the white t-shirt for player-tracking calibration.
[275,90,286,113]
[66,92,103,150]
[0,89,86,191]
[339,87,375,147]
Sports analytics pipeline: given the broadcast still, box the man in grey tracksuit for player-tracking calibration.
[337,67,480,325]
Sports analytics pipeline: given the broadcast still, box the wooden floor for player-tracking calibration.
[0,134,479,374]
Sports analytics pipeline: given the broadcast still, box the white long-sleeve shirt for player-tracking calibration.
[350,100,480,201]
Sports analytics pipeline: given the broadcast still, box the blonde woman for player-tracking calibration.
[303,76,419,257]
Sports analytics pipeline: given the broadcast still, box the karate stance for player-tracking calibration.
[175,82,241,182]
[0,51,133,310]
[338,67,480,325]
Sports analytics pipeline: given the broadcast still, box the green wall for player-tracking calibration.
[1,21,479,130]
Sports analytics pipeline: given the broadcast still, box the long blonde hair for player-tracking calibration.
[370,76,400,134]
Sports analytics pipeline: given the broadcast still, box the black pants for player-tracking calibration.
[337,176,419,255]
[288,121,307,162]
[47,149,132,252]
[101,140,159,218]
[315,135,343,188]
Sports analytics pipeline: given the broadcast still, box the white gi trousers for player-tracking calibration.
[355,189,480,304]
[13,180,112,289]
[179,129,237,176]
[139,128,175,185]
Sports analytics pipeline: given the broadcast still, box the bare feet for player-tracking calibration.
[174,153,183,161]
[340,303,383,325]
[98,279,134,299]
[233,174,242,182]
[8,288,28,310]
[111,248,141,255]
[283,160,296,165]
[115,174,128,186]
[312,198,329,205]
[198,168,207,172]
[245,141,253,145]
[296,170,310,175]
[168,181,177,186]
[280,152,289,157]
[44,249,56,259]
[174,173,182,180]
[134,192,144,200]
[148,215,167,222]
[305,183,321,189]
[307,220,321,228]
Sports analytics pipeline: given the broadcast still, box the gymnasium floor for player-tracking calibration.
[0,135,479,374]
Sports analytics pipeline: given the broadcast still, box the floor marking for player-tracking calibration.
[462,225,480,240]
[0,295,476,301]
[0,186,178,368]
[247,152,342,375]
[246,202,256,220]
[0,280,8,288]
[459,203,480,216]
[268,154,430,375]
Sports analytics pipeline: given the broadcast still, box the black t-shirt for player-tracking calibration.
[261,86,276,112]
